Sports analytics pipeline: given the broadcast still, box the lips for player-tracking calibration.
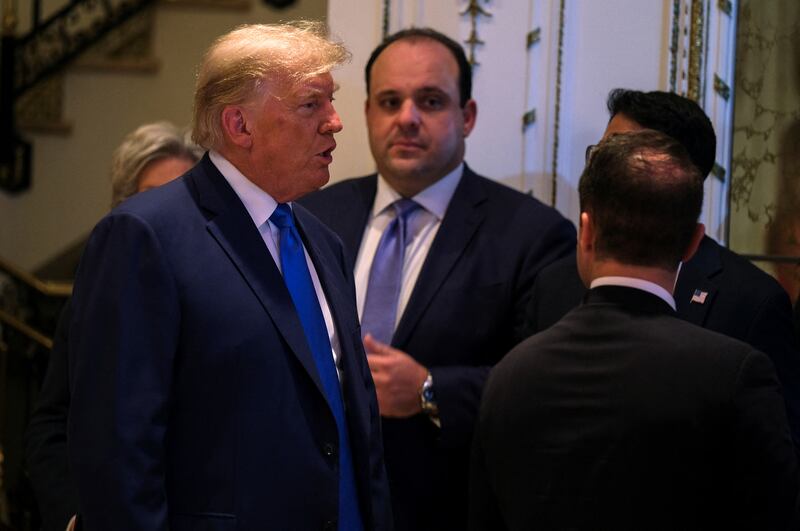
[317,143,336,163]
[390,140,425,151]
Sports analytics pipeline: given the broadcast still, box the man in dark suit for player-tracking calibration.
[67,22,391,531]
[524,89,800,445]
[300,28,575,531]
[25,121,201,531]
[471,130,799,531]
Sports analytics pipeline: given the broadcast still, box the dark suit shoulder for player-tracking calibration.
[678,237,795,345]
[466,170,570,227]
[303,174,376,201]
[681,237,789,309]
[716,240,787,295]
[521,254,585,337]
[299,175,375,221]
[113,174,195,224]
[293,203,350,265]
[509,299,758,376]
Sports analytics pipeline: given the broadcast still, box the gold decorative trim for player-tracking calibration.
[382,0,390,39]
[526,28,541,48]
[687,0,705,102]
[460,0,493,66]
[711,162,726,183]
[717,0,732,16]
[669,0,681,93]
[522,109,536,129]
[713,73,730,100]
[551,0,566,207]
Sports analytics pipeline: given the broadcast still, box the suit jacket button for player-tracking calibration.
[323,519,337,530]
[323,443,336,457]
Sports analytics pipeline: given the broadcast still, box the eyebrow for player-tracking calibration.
[295,83,339,99]
[373,86,448,97]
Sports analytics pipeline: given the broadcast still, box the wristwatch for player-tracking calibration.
[419,371,441,427]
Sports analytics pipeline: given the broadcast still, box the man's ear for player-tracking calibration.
[578,212,594,254]
[462,99,477,137]
[681,223,706,263]
[221,105,252,149]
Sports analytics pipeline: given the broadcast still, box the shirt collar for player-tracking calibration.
[373,162,464,220]
[209,150,279,226]
[590,276,676,311]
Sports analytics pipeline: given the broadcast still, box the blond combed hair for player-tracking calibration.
[110,121,203,208]
[192,21,351,151]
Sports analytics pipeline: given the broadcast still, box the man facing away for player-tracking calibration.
[471,130,799,531]
[67,22,391,531]
[524,89,800,446]
[301,27,576,530]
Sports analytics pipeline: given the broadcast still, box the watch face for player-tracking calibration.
[422,384,435,403]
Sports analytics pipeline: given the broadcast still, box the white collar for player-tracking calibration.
[372,162,464,220]
[209,150,279,226]
[590,276,676,311]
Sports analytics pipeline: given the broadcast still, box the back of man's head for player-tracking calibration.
[192,21,350,151]
[607,89,716,179]
[579,130,703,270]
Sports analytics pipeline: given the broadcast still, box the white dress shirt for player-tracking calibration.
[590,276,677,311]
[209,151,342,369]
[354,163,464,328]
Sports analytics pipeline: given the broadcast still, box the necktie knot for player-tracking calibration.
[392,198,420,220]
[270,203,294,229]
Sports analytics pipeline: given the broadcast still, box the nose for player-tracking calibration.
[397,99,421,129]
[321,104,343,134]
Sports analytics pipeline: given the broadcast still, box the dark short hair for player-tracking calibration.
[579,130,703,269]
[607,89,716,179]
[364,27,472,107]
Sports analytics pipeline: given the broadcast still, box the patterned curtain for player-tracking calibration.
[729,0,800,302]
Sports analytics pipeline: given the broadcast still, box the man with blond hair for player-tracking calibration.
[67,23,391,531]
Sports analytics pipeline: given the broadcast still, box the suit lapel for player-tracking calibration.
[674,236,721,327]
[295,206,376,512]
[295,207,358,346]
[338,177,377,270]
[188,156,326,398]
[392,167,487,347]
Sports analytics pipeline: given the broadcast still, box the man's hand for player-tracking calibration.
[364,334,428,418]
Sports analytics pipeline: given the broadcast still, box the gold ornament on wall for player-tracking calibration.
[460,0,493,66]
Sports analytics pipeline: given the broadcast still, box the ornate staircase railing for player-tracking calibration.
[0,255,70,529]
[0,0,156,193]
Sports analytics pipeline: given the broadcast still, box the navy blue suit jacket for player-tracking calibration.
[300,166,576,530]
[524,235,800,446]
[67,155,392,531]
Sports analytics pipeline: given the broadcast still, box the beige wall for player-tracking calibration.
[0,0,327,271]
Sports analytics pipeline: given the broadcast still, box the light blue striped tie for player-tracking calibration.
[361,198,420,344]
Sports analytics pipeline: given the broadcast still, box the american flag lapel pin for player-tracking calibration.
[690,289,708,304]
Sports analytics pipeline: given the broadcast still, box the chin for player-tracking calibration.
[386,160,426,177]
[309,171,331,191]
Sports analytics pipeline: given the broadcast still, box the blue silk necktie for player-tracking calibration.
[270,204,363,531]
[361,198,421,344]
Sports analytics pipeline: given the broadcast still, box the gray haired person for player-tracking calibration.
[25,121,200,531]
